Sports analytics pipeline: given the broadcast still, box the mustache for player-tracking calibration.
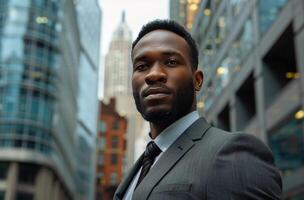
[141,84,171,97]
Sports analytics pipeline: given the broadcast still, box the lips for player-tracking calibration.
[142,86,171,99]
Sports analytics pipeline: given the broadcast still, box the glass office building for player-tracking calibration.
[191,0,304,199]
[74,0,101,199]
[170,0,202,30]
[0,0,80,199]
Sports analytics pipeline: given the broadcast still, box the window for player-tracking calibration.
[112,121,119,130]
[18,163,39,185]
[0,162,9,180]
[110,172,117,185]
[262,24,297,108]
[111,154,118,165]
[258,0,288,34]
[97,137,106,149]
[0,191,5,200]
[230,0,248,18]
[111,136,118,149]
[235,73,256,130]
[16,192,33,200]
[98,121,106,133]
[97,155,104,165]
[218,104,231,131]
[97,172,104,185]
[268,112,304,176]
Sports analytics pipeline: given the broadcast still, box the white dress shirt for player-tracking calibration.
[123,111,200,200]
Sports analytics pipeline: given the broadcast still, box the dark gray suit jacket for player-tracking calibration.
[114,117,282,200]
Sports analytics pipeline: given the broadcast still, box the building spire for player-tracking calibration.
[122,10,125,23]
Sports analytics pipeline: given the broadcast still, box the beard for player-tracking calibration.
[133,80,195,124]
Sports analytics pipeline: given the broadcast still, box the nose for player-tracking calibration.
[145,62,167,84]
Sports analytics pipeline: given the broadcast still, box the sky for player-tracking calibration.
[98,0,169,98]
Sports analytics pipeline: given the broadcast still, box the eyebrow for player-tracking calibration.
[133,50,183,63]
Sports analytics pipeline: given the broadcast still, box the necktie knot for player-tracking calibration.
[144,141,161,159]
[135,141,161,189]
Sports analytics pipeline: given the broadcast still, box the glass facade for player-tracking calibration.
[191,0,304,198]
[75,133,94,196]
[0,0,82,198]
[75,0,101,199]
[258,0,288,34]
[0,0,59,155]
[269,114,304,175]
[169,0,201,30]
[201,13,254,112]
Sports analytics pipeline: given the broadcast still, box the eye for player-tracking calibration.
[166,59,178,67]
[134,63,148,71]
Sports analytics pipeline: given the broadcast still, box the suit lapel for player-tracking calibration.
[132,117,211,200]
[114,154,144,199]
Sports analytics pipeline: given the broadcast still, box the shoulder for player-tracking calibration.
[204,127,282,199]
[201,126,273,159]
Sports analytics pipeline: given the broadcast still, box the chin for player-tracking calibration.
[142,107,171,123]
[143,112,171,124]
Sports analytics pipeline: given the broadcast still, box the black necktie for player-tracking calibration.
[135,141,161,188]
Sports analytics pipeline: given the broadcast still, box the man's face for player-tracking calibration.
[131,30,202,124]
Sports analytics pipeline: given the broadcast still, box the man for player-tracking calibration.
[114,19,282,200]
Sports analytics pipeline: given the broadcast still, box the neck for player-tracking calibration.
[149,109,195,139]
[149,123,169,139]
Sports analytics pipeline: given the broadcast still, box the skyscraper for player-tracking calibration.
[103,12,146,170]
[104,11,133,115]
[0,0,87,199]
[190,0,304,198]
[74,0,101,200]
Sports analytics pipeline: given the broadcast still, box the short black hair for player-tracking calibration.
[132,19,199,70]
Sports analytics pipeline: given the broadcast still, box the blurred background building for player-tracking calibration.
[75,0,101,199]
[170,0,202,30]
[103,11,132,112]
[0,0,101,199]
[96,98,127,200]
[185,0,304,199]
[103,12,147,171]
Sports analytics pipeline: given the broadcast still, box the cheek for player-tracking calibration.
[132,75,145,93]
[167,69,193,88]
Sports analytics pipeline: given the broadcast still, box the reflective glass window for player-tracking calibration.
[202,81,214,112]
[32,0,47,8]
[269,112,304,176]
[9,0,30,7]
[0,37,24,61]
[230,17,253,72]
[258,0,288,34]
[230,0,248,19]
[215,8,228,49]
[201,35,214,77]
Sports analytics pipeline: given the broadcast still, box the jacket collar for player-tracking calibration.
[114,117,211,200]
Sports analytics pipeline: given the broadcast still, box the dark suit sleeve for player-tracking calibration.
[206,133,282,200]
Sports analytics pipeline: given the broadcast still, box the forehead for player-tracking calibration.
[132,30,191,60]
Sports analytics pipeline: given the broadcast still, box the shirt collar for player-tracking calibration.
[152,111,199,152]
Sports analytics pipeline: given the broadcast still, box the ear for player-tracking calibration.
[193,70,203,91]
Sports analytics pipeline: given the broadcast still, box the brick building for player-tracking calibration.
[96,98,127,199]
